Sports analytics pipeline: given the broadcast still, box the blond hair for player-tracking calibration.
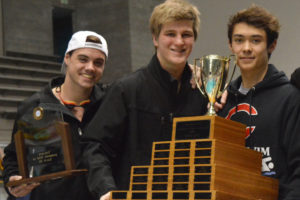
[150,0,201,40]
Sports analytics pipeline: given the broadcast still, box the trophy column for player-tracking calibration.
[110,116,278,200]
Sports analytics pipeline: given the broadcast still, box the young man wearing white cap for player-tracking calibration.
[3,31,108,200]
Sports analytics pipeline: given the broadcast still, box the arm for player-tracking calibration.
[290,67,300,89]
[82,82,129,199]
[281,94,300,199]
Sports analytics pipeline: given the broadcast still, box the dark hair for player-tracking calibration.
[228,5,280,48]
[67,35,101,57]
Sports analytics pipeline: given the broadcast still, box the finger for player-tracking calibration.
[188,64,194,72]
[214,102,223,112]
[100,191,111,200]
[220,90,228,105]
[190,78,196,89]
[9,175,22,182]
[25,182,40,191]
[9,182,40,197]
[9,184,28,196]
[207,103,211,109]
[195,68,202,87]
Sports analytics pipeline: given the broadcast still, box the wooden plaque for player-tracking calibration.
[6,121,87,187]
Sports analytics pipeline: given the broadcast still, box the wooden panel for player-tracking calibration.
[6,169,87,187]
[14,131,28,178]
[110,190,258,200]
[212,140,262,173]
[211,164,278,199]
[128,164,278,199]
[211,116,246,146]
[55,121,75,170]
[213,190,255,200]
[172,116,246,145]
[151,139,262,174]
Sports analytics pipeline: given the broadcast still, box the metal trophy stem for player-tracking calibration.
[193,54,236,115]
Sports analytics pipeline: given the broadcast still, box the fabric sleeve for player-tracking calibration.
[82,82,128,198]
[290,67,300,90]
[281,94,300,199]
[3,119,20,184]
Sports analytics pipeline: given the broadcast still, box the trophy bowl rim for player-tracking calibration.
[202,54,230,61]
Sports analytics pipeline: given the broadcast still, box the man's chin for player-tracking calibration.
[80,81,95,89]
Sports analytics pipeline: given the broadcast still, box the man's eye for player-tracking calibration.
[252,39,261,44]
[94,61,104,67]
[166,32,175,37]
[182,33,193,38]
[234,38,243,43]
[79,58,88,63]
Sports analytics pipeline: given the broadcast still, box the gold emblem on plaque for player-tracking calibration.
[33,107,44,120]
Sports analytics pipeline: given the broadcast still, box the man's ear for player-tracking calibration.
[268,40,277,54]
[228,40,233,53]
[64,54,70,66]
[152,34,158,48]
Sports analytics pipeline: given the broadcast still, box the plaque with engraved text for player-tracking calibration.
[6,107,87,187]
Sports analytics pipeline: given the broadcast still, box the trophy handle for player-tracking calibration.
[193,58,207,97]
[217,54,237,98]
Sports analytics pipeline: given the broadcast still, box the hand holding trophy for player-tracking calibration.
[193,54,236,115]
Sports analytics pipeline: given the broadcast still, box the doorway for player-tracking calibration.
[52,7,73,62]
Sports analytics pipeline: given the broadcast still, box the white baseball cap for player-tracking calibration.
[61,31,108,73]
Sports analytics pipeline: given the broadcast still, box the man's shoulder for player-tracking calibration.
[16,88,46,118]
[277,82,300,98]
[263,82,300,111]
[115,67,149,88]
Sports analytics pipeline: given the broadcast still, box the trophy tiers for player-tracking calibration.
[110,116,278,200]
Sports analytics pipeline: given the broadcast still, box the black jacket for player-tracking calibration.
[218,64,300,200]
[291,67,300,89]
[3,77,105,200]
[83,55,208,198]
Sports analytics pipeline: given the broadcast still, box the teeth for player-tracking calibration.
[82,74,93,79]
[172,49,185,53]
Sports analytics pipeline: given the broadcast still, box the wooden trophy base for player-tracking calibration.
[6,169,87,187]
[110,116,278,200]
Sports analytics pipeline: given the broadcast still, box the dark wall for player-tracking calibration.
[1,0,162,83]
[74,0,132,83]
[3,0,53,56]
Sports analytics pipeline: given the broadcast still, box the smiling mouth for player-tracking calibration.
[82,74,93,79]
[240,56,255,59]
[172,49,186,54]
[240,57,255,62]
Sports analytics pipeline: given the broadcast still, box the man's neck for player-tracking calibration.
[240,65,268,89]
[157,54,185,81]
[61,81,92,103]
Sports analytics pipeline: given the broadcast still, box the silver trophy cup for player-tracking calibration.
[193,54,236,115]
